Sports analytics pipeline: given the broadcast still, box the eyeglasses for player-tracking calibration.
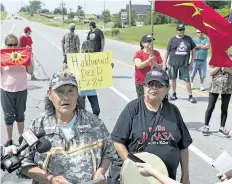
[145,81,165,89]
[6,43,18,47]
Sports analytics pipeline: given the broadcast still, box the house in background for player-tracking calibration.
[125,4,150,21]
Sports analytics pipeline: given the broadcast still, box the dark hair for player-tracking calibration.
[5,34,18,45]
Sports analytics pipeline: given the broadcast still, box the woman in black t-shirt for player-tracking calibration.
[108,68,192,184]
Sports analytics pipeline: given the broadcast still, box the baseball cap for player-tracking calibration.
[143,68,169,86]
[89,21,96,27]
[69,23,75,29]
[141,34,155,42]
[24,26,31,33]
[176,24,185,30]
[49,71,78,90]
[196,29,202,33]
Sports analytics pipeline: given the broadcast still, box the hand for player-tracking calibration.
[148,55,154,62]
[50,176,70,184]
[163,63,167,71]
[135,162,154,177]
[188,62,193,70]
[180,175,190,184]
[4,145,18,155]
[93,172,106,184]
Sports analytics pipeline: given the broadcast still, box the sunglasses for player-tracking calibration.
[144,40,152,43]
[196,32,202,34]
[178,29,185,31]
[145,81,165,89]
[6,43,18,47]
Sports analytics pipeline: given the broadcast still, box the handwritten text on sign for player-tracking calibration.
[67,51,113,90]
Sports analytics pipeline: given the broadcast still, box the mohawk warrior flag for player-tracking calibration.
[1,47,32,67]
[154,0,232,67]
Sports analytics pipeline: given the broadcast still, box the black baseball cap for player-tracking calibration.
[143,68,169,87]
[140,34,155,48]
[89,21,96,27]
[176,24,185,30]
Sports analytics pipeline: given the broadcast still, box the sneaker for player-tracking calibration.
[169,95,177,101]
[191,83,194,90]
[200,85,205,91]
[202,126,210,136]
[219,127,230,137]
[188,96,197,103]
[4,140,13,147]
[18,136,23,145]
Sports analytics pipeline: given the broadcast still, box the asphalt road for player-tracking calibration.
[1,13,232,184]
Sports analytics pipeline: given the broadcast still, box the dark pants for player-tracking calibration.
[63,55,67,64]
[205,93,231,127]
[80,95,100,116]
[1,89,28,125]
[135,84,144,97]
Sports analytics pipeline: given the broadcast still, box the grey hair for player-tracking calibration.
[81,40,94,53]
[5,34,18,45]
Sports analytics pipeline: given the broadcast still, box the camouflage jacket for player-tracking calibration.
[62,32,80,54]
[210,69,232,94]
[18,109,117,184]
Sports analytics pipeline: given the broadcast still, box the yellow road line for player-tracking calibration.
[113,58,232,108]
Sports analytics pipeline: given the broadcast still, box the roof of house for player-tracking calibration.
[126,4,150,15]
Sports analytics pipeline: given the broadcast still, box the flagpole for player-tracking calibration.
[149,0,155,56]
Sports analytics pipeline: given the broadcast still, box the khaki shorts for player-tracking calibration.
[168,65,190,82]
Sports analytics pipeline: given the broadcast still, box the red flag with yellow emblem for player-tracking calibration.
[0,47,32,67]
[154,0,232,67]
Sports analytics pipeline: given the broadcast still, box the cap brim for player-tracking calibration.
[144,78,167,86]
[52,81,78,90]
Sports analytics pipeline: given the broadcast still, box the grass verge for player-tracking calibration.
[1,11,7,24]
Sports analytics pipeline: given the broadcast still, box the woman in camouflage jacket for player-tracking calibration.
[18,71,116,184]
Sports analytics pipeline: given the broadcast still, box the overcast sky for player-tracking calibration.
[2,0,150,14]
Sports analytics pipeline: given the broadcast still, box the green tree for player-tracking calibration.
[68,12,75,19]
[205,1,229,9]
[1,3,5,11]
[127,8,137,26]
[77,5,84,17]
[102,9,111,24]
[29,0,42,13]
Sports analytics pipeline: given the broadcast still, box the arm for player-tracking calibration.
[209,66,221,76]
[76,35,80,53]
[61,36,65,55]
[100,30,105,51]
[134,57,152,69]
[201,43,210,49]
[113,142,129,162]
[180,148,190,184]
[26,56,34,75]
[163,50,170,69]
[224,67,232,75]
[190,48,196,64]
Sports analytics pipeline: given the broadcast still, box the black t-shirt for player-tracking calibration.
[111,97,192,180]
[87,28,104,52]
[167,35,196,67]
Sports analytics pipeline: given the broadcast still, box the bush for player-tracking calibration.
[104,29,120,37]
[216,8,230,18]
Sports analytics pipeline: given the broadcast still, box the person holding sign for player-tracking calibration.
[133,35,163,97]
[1,34,33,147]
[78,40,101,116]
[108,68,192,184]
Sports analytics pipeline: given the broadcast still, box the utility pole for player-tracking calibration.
[103,0,106,30]
[61,0,64,26]
[129,0,131,26]
[84,0,86,19]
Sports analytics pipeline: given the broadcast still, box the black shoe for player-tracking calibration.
[219,127,230,137]
[4,140,13,147]
[169,95,177,101]
[202,126,210,136]
[189,97,197,103]
[18,136,23,145]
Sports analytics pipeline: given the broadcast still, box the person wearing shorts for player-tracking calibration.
[163,24,197,103]
[1,34,33,146]
[190,29,210,91]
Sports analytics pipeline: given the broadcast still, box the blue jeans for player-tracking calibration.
[190,60,207,79]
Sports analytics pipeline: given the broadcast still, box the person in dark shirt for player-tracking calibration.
[163,24,197,104]
[109,68,192,184]
[87,21,105,52]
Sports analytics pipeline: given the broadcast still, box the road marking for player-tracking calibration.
[113,58,232,108]
[32,28,220,167]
